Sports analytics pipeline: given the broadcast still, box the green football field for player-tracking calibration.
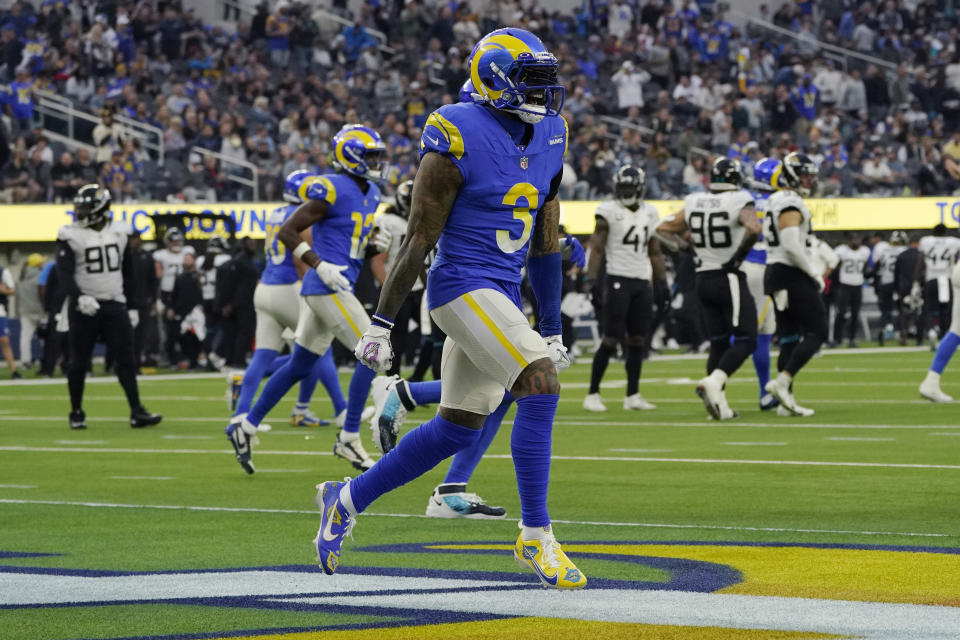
[2,347,959,640]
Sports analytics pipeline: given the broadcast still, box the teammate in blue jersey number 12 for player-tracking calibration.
[229,125,393,473]
[224,169,350,474]
[313,28,587,589]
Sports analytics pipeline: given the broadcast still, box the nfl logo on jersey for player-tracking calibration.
[520,156,529,170]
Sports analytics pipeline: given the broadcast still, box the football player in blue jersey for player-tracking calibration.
[224,170,349,474]
[229,127,392,473]
[746,158,783,410]
[314,28,586,589]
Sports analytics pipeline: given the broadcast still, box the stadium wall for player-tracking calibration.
[0,198,958,242]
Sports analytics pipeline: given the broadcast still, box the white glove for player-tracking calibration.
[372,226,392,253]
[315,261,350,293]
[128,309,139,328]
[77,294,100,316]
[354,325,393,372]
[544,334,571,371]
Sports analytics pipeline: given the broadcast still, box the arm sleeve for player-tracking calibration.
[527,252,562,337]
[122,243,136,304]
[780,225,818,279]
[545,168,563,203]
[55,240,82,299]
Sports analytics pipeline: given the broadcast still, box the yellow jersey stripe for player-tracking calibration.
[462,293,528,368]
[331,294,361,339]
[426,112,465,160]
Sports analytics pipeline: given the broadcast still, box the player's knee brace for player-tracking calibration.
[600,336,619,350]
[625,335,645,349]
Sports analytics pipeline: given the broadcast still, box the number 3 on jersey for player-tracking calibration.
[497,183,538,254]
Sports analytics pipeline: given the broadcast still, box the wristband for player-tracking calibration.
[371,313,394,329]
[293,242,311,260]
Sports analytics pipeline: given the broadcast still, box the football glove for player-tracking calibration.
[545,334,571,371]
[128,309,139,328]
[811,274,825,293]
[355,325,393,372]
[561,236,586,269]
[315,261,350,293]
[372,226,393,253]
[77,294,100,316]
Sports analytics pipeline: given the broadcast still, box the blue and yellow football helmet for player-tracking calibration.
[753,157,784,192]
[283,169,315,204]
[332,124,386,181]
[467,28,564,123]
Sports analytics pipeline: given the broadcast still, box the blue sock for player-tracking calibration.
[444,392,512,484]
[753,334,772,397]
[247,344,318,426]
[343,363,376,433]
[315,348,346,414]
[348,414,480,513]
[931,331,960,374]
[234,348,277,416]
[511,394,558,527]
[408,380,442,406]
[265,354,290,375]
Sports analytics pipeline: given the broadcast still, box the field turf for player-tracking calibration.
[1,347,959,639]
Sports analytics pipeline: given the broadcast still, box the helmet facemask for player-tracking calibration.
[614,168,645,208]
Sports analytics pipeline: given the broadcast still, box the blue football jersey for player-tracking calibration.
[300,173,381,296]
[260,204,299,285]
[421,102,567,310]
[745,189,771,265]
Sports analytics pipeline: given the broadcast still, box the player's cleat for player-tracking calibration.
[333,431,375,471]
[776,404,815,417]
[312,480,355,575]
[225,419,254,474]
[369,375,408,453]
[759,393,779,411]
[130,407,162,428]
[333,409,347,428]
[227,372,243,413]
[696,376,724,420]
[69,409,86,430]
[928,328,940,350]
[11,370,22,379]
[290,409,330,427]
[361,405,375,422]
[514,525,587,589]
[919,379,953,403]
[764,377,803,415]
[425,483,506,519]
[623,393,656,410]
[582,393,606,412]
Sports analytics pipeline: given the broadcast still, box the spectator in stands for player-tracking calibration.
[7,67,34,134]
[50,151,83,202]
[64,65,94,104]
[612,61,649,113]
[92,110,124,163]
[1,149,38,202]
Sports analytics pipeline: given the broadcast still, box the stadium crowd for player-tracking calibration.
[1,0,960,204]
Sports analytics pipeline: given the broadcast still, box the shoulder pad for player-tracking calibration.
[301,175,338,205]
[421,105,466,161]
[727,190,755,212]
[595,200,617,219]
[57,224,76,242]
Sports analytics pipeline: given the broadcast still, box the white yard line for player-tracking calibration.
[723,442,789,446]
[930,432,960,436]
[161,434,215,440]
[2,445,959,470]
[54,440,108,445]
[0,497,949,538]
[0,484,35,489]
[110,476,174,481]
[828,437,895,442]
[608,448,675,453]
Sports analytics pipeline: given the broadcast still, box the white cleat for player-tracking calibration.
[696,376,725,420]
[333,430,375,472]
[368,375,397,424]
[582,393,607,412]
[919,380,953,403]
[369,375,408,454]
[765,378,803,416]
[361,405,376,422]
[776,404,814,417]
[623,393,656,411]
[333,409,346,428]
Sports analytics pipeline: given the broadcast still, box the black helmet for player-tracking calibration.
[781,152,819,197]
[890,230,908,246]
[73,184,111,228]
[207,235,229,254]
[164,227,185,250]
[613,165,645,207]
[709,157,743,192]
[395,179,413,218]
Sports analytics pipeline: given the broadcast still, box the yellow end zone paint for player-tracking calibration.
[218,617,849,640]
[428,543,960,605]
